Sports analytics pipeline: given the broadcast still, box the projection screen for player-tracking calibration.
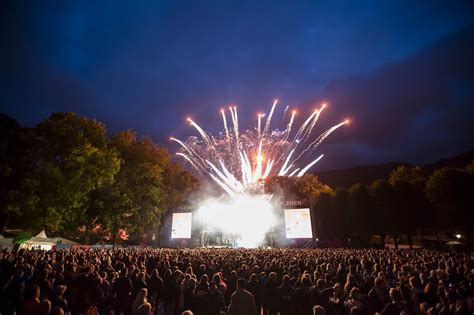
[284,208,313,238]
[171,212,192,239]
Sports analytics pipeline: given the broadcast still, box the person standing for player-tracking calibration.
[227,278,258,315]
[205,281,226,315]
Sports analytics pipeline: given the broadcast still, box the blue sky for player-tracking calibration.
[1,0,473,170]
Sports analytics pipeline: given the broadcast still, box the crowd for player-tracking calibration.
[0,248,473,315]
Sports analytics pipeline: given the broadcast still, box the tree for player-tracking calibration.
[313,192,334,239]
[425,167,474,240]
[0,115,34,233]
[88,130,198,244]
[19,113,121,234]
[333,188,349,240]
[388,166,430,249]
[348,184,372,245]
[389,165,426,184]
[160,161,199,217]
[369,179,397,247]
[265,174,332,201]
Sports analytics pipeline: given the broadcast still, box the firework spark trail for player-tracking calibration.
[282,105,290,122]
[278,149,295,176]
[263,99,278,137]
[288,168,300,176]
[170,137,193,155]
[254,142,263,181]
[221,109,230,144]
[206,160,243,193]
[297,154,324,177]
[238,151,253,187]
[257,113,262,139]
[274,109,316,165]
[173,100,348,195]
[293,110,318,142]
[292,120,348,164]
[209,173,235,196]
[188,118,212,145]
[219,160,244,192]
[267,109,296,161]
[229,107,240,151]
[287,110,296,134]
[243,151,253,182]
[176,153,201,173]
[171,137,208,168]
[262,159,274,179]
[304,104,326,142]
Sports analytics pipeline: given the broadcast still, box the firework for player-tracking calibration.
[172,100,349,195]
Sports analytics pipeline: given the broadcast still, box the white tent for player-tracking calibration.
[19,230,57,250]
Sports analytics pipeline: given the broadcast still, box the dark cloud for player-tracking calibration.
[310,25,474,169]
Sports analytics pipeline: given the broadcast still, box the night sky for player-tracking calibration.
[1,1,473,171]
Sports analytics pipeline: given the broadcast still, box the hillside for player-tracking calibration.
[315,150,474,189]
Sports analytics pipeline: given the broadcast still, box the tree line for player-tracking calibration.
[0,113,198,244]
[265,162,474,248]
[1,112,473,247]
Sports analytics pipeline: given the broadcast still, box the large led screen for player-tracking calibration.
[171,212,192,239]
[284,208,313,238]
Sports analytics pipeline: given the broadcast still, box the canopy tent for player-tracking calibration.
[18,230,78,250]
[19,230,56,250]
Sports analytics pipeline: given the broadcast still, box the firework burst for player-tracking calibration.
[171,100,349,195]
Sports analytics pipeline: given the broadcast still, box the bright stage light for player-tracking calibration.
[197,194,276,248]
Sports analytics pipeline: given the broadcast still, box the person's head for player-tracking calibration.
[270,272,277,281]
[333,282,342,296]
[346,274,355,284]
[182,311,193,315]
[374,276,385,289]
[136,288,147,302]
[50,307,64,315]
[25,285,40,300]
[200,274,208,284]
[423,283,437,296]
[209,281,217,292]
[350,307,363,315]
[302,275,311,287]
[350,287,363,300]
[54,285,67,297]
[313,305,327,315]
[174,270,183,281]
[389,287,402,303]
[121,268,128,277]
[212,273,221,283]
[282,274,290,285]
[99,271,107,279]
[184,273,192,282]
[250,273,258,283]
[316,278,326,289]
[237,278,246,290]
[137,302,152,315]
[39,299,51,315]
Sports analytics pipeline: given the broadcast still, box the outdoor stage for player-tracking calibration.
[159,199,317,248]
